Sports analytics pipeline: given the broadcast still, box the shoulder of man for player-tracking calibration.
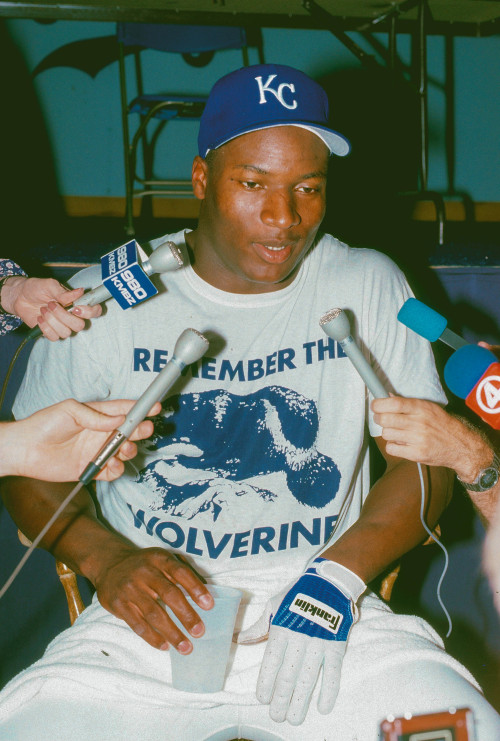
[314,232,406,280]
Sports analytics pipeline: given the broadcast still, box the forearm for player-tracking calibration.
[464,486,499,528]
[322,458,452,583]
[1,476,134,584]
[450,420,499,527]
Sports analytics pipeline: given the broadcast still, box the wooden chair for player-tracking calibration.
[17,529,85,625]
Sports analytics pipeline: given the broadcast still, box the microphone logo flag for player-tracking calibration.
[101,240,158,310]
[476,373,500,416]
[466,362,500,428]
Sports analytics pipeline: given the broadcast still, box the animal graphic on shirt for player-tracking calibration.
[136,386,341,521]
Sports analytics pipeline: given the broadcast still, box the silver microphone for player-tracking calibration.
[320,308,388,399]
[73,240,184,308]
[27,241,185,340]
[79,327,209,484]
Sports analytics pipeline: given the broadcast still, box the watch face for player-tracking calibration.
[479,467,499,490]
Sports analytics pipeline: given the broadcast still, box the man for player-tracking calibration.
[0,64,498,740]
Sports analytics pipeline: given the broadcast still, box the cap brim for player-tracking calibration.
[205,121,351,158]
[293,124,351,157]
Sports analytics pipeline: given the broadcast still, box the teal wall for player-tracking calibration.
[5,19,500,202]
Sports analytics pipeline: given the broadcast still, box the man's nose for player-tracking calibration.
[261,190,300,229]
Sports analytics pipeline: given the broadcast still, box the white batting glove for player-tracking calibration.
[237,558,366,725]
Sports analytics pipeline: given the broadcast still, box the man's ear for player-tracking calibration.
[192,156,208,200]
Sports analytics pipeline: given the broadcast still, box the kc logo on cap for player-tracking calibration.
[198,63,350,159]
[255,74,298,110]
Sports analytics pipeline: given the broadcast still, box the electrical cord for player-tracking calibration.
[0,480,85,601]
[417,460,453,638]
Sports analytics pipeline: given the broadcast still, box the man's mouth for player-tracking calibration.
[253,241,296,262]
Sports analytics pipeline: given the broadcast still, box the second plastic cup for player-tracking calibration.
[169,585,242,693]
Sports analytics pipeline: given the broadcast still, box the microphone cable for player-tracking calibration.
[417,460,453,638]
[0,480,85,601]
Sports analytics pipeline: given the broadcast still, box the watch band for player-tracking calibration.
[457,452,500,492]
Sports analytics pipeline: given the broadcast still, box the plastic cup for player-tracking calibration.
[169,585,242,693]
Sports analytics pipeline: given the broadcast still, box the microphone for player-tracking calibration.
[444,344,500,428]
[397,298,468,350]
[28,240,184,340]
[79,327,209,484]
[319,308,388,399]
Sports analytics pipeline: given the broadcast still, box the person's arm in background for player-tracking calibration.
[0,272,102,341]
[372,396,499,527]
[0,398,161,482]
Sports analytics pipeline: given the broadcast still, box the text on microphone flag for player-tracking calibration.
[101,240,158,309]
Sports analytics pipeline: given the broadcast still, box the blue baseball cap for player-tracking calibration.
[198,63,351,158]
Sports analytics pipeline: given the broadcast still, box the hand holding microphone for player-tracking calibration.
[27,240,184,340]
[2,277,103,342]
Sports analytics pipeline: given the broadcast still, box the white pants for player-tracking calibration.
[1,594,499,741]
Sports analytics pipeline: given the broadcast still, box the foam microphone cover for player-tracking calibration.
[397,298,448,342]
[443,344,498,399]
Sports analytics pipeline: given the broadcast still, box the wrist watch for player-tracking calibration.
[457,452,500,492]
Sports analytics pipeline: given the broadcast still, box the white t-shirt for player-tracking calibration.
[14,231,446,605]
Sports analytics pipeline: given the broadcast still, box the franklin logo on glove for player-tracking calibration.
[291,594,343,634]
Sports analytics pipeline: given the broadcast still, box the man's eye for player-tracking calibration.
[242,180,260,189]
[297,186,318,194]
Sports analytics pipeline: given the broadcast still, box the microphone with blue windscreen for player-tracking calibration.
[397,298,468,350]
